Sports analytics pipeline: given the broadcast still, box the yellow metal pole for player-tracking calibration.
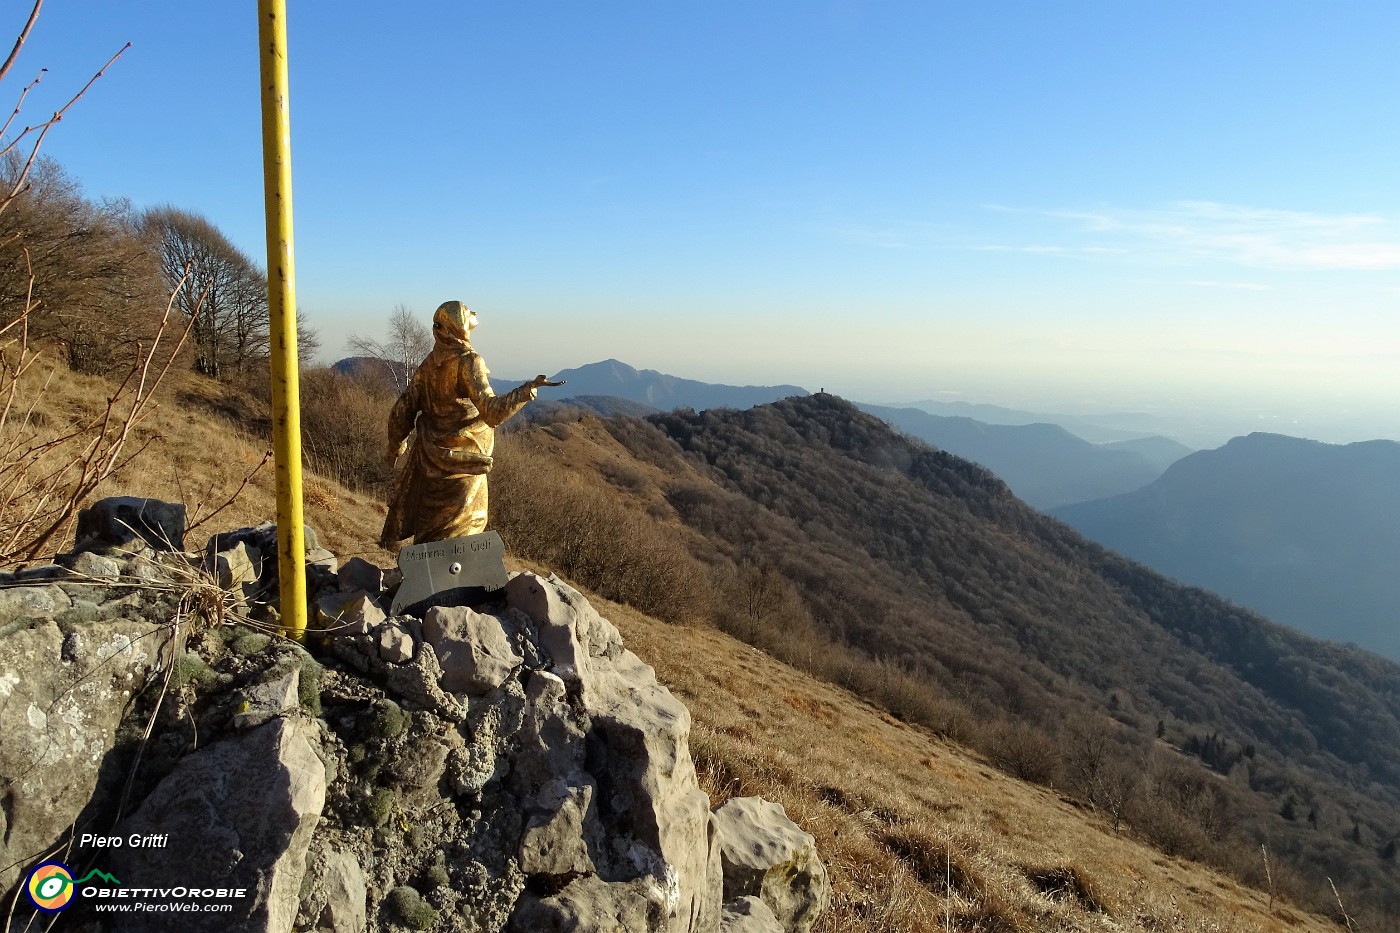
[257,0,307,639]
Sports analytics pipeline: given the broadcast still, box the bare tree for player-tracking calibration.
[0,157,166,372]
[347,303,432,393]
[296,307,321,363]
[140,206,270,380]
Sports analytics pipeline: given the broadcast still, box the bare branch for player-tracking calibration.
[0,0,42,87]
[0,71,44,158]
[2,266,202,563]
[184,450,272,536]
[4,41,130,210]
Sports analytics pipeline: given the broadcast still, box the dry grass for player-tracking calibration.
[589,596,1339,933]
[7,356,390,563]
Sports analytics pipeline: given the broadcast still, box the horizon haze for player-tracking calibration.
[15,2,1400,444]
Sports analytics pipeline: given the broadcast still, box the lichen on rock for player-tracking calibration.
[0,509,828,933]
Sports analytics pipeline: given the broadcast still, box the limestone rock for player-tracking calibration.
[720,896,784,933]
[203,522,323,607]
[338,556,385,594]
[207,521,319,559]
[110,716,327,932]
[212,540,263,597]
[423,605,523,695]
[0,583,72,626]
[507,872,664,933]
[506,572,716,933]
[125,553,172,583]
[307,547,339,574]
[317,590,386,636]
[65,549,123,580]
[385,736,450,792]
[233,667,301,730]
[504,572,625,706]
[450,679,527,796]
[377,621,415,663]
[315,849,367,933]
[518,779,597,877]
[9,564,65,582]
[712,797,831,933]
[383,640,464,720]
[0,617,162,892]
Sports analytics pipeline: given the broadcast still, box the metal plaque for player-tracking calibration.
[390,531,509,617]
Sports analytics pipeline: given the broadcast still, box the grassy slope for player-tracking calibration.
[603,593,1335,933]
[12,361,392,561]
[12,363,1344,931]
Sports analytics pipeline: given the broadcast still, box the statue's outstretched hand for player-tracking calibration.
[532,375,565,388]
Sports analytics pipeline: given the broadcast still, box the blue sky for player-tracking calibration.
[14,1,1400,442]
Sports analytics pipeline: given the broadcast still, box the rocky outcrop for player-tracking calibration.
[501,573,716,932]
[719,896,784,933]
[0,508,828,933]
[111,717,327,932]
[712,797,831,933]
[422,605,523,695]
[305,569,726,933]
[0,555,177,893]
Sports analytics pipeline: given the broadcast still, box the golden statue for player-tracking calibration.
[379,301,560,547]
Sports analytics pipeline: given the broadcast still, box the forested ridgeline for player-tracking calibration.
[486,397,1400,923]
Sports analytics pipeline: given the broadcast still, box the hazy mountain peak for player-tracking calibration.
[579,358,644,381]
[511,359,809,412]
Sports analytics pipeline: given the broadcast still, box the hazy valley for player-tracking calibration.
[1054,433,1400,663]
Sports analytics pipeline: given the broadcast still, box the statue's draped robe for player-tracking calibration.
[379,343,535,546]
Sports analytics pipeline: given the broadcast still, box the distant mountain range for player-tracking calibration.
[1053,432,1400,661]
[332,356,806,413]
[859,403,1192,509]
[897,398,1179,444]
[503,359,809,412]
[508,361,1197,508]
[333,355,407,390]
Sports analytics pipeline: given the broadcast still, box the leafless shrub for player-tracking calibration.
[491,432,712,624]
[0,269,196,562]
[987,719,1063,788]
[298,366,395,494]
[1059,716,1145,825]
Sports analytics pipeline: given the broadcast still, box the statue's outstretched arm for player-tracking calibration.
[462,354,550,428]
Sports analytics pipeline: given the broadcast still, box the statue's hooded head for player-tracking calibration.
[432,300,478,348]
